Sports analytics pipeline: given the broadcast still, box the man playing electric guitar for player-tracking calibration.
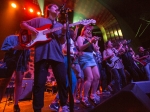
[20,4,69,112]
[20,19,96,48]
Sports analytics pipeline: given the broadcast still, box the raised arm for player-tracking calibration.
[132,55,145,66]
[77,36,98,51]
[103,50,114,61]
[73,25,79,40]
[20,21,38,35]
[77,36,90,51]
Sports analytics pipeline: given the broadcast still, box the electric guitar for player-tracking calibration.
[106,56,120,68]
[20,19,96,48]
[138,55,150,66]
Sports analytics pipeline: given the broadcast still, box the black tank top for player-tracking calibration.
[83,39,94,52]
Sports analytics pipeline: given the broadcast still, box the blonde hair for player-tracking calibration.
[80,25,93,36]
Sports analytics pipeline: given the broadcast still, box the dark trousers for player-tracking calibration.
[125,64,144,81]
[33,59,68,110]
[97,63,107,91]
[111,68,127,93]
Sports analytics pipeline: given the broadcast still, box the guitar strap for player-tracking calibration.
[49,19,56,38]
[111,48,116,54]
[106,48,120,68]
[51,20,55,28]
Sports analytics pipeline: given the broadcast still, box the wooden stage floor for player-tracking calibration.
[0,91,111,112]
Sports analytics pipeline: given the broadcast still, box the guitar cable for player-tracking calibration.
[2,50,24,112]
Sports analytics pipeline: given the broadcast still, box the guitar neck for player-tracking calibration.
[43,22,80,34]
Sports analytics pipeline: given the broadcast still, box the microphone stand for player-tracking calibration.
[62,7,74,112]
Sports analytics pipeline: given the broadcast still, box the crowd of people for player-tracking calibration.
[1,3,150,112]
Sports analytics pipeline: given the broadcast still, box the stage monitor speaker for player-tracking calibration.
[19,78,34,101]
[132,81,150,98]
[90,81,150,112]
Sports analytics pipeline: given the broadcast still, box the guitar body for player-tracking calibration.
[107,56,119,68]
[138,59,147,66]
[21,24,52,48]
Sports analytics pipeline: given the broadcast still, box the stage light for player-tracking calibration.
[37,0,44,16]
[24,7,26,10]
[29,8,34,13]
[37,12,41,15]
[11,3,17,8]
[118,29,123,36]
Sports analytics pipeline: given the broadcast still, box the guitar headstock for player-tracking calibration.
[93,36,101,41]
[78,19,96,25]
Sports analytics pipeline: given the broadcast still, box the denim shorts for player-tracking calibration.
[79,52,97,70]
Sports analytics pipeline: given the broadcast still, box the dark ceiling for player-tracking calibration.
[45,0,150,47]
[100,0,150,46]
[0,0,150,59]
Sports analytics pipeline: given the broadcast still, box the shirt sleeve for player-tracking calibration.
[25,17,41,28]
[1,35,15,51]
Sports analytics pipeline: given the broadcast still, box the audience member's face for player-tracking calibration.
[139,47,144,52]
[107,41,113,48]
[84,28,92,37]
[123,40,127,44]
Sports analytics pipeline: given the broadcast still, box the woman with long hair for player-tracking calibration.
[77,25,100,107]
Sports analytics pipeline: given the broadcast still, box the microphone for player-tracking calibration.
[59,4,73,12]
[59,4,66,11]
[66,8,73,12]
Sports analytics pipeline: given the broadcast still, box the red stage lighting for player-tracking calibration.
[37,12,41,15]
[11,3,17,8]
[29,8,34,13]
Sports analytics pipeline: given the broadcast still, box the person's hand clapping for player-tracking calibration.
[90,36,99,44]
[111,53,115,58]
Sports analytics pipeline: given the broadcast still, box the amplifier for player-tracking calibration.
[19,78,34,101]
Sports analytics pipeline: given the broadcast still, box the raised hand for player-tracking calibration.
[90,36,100,44]
[28,26,39,35]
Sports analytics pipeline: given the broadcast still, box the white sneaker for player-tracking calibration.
[96,90,101,95]
[59,105,70,112]
[107,85,113,92]
[90,94,100,105]
[90,94,100,102]
[74,99,80,103]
